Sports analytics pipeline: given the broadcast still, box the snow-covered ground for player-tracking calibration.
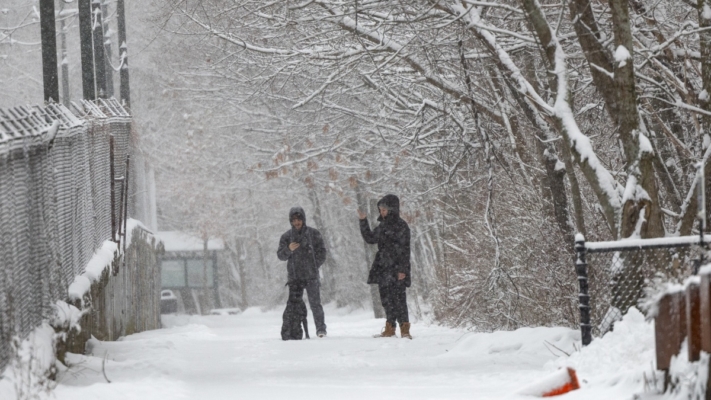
[2,305,663,399]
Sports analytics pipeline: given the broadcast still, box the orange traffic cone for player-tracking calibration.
[517,367,581,397]
[542,368,580,397]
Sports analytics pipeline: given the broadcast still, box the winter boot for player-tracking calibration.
[374,321,397,338]
[400,322,412,339]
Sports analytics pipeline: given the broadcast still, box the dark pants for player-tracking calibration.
[379,282,408,327]
[289,279,326,333]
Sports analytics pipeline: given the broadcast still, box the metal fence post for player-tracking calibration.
[575,234,592,345]
[109,135,116,242]
[122,155,130,273]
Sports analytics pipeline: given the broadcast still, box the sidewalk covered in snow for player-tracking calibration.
[11,305,660,400]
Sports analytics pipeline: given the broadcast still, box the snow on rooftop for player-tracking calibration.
[155,231,224,252]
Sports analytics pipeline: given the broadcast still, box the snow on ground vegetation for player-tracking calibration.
[0,305,671,399]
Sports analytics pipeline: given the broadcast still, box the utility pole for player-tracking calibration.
[78,0,95,99]
[91,0,108,98]
[59,4,71,107]
[39,0,59,103]
[102,0,114,98]
[117,0,131,108]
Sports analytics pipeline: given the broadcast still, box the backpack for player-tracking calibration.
[281,284,310,340]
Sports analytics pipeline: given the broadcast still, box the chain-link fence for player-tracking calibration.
[0,99,157,371]
[575,236,707,344]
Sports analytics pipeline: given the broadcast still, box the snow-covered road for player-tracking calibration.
[39,306,658,399]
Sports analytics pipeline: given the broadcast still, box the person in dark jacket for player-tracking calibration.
[277,207,328,337]
[358,194,412,339]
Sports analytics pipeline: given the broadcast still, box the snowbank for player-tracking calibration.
[664,340,709,399]
[440,325,579,368]
[0,323,58,400]
[550,307,659,397]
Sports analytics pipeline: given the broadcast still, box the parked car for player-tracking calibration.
[160,289,178,314]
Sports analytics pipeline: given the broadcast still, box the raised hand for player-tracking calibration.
[357,209,367,220]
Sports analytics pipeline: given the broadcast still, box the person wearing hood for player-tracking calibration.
[357,194,412,339]
[277,206,328,337]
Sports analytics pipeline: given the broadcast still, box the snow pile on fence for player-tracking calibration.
[67,218,154,305]
[67,241,119,304]
[51,301,86,338]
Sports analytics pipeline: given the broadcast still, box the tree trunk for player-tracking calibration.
[609,0,664,238]
[699,0,711,229]
[248,190,270,280]
[568,0,614,102]
[202,237,212,313]
[232,238,249,309]
[544,152,574,244]
[523,0,616,238]
[560,142,586,237]
[308,187,338,304]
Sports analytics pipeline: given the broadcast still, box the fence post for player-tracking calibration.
[575,234,592,346]
[687,279,702,362]
[701,273,711,351]
[655,291,686,390]
[109,135,116,242]
[701,272,711,400]
[122,155,130,273]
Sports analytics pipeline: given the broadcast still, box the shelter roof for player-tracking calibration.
[155,231,225,252]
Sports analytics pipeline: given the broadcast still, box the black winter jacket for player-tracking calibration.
[360,195,411,287]
[277,207,327,282]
